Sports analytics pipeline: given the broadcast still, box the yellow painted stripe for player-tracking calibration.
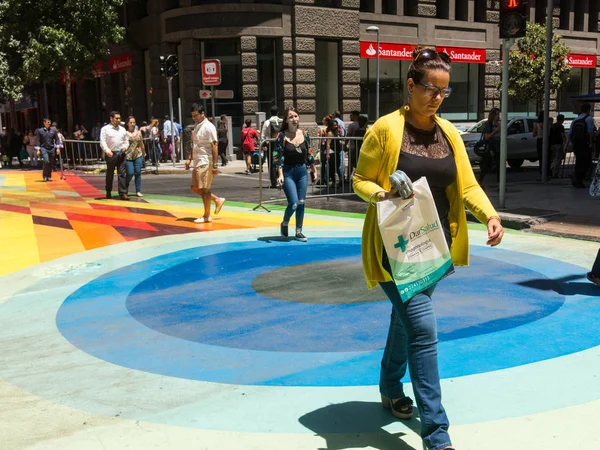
[33,224,86,263]
[0,211,39,276]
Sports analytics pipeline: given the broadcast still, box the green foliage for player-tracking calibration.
[0,0,125,100]
[503,22,571,110]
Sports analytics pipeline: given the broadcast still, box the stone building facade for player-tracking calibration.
[7,1,598,139]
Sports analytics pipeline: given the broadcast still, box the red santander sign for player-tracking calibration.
[567,54,596,68]
[360,42,486,64]
[109,53,132,73]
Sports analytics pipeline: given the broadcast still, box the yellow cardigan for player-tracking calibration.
[353,108,499,289]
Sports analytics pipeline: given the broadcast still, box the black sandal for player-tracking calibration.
[381,394,413,419]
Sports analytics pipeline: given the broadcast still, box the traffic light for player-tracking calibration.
[166,54,178,77]
[159,55,166,77]
[499,0,527,39]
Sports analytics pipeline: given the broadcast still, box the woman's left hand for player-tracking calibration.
[487,218,504,247]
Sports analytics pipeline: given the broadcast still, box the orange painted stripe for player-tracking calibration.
[69,220,127,250]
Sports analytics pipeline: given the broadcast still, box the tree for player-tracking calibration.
[503,22,571,112]
[0,0,125,132]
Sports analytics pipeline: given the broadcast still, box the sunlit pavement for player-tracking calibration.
[1,171,599,450]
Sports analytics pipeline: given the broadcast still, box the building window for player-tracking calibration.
[257,38,280,113]
[474,0,486,23]
[557,68,592,119]
[315,41,340,120]
[455,0,468,21]
[437,0,449,19]
[535,0,547,24]
[559,0,570,30]
[200,39,242,141]
[405,2,418,16]
[590,1,599,32]
[360,0,375,13]
[382,0,397,15]
[437,63,479,121]
[574,0,585,31]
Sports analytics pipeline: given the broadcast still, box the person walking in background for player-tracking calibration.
[323,115,341,187]
[261,106,282,188]
[149,117,161,165]
[53,123,65,169]
[479,107,501,186]
[274,106,317,242]
[162,114,180,163]
[34,119,61,181]
[353,46,503,450]
[568,103,596,188]
[550,114,567,178]
[24,129,38,168]
[217,114,229,167]
[346,110,360,171]
[349,115,368,178]
[100,111,129,200]
[125,116,156,197]
[185,103,225,224]
[241,119,259,175]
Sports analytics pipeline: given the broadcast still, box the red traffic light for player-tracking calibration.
[504,0,519,7]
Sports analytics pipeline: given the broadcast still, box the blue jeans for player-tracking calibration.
[282,164,308,231]
[126,156,143,193]
[40,147,56,179]
[379,282,451,450]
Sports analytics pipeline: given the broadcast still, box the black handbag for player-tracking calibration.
[473,134,489,157]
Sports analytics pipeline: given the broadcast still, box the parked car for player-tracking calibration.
[460,117,539,168]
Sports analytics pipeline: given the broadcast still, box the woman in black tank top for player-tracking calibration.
[273,107,316,242]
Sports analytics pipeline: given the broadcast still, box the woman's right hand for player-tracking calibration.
[277,175,284,186]
[378,188,399,201]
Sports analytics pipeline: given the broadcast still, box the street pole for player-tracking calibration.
[542,0,554,183]
[211,86,216,125]
[499,38,513,209]
[167,77,176,167]
[367,26,380,120]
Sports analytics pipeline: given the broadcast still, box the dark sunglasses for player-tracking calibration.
[415,48,451,64]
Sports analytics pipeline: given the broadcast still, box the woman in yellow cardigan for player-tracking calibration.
[353,47,504,450]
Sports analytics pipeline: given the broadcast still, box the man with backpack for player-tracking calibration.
[568,103,596,188]
[260,105,282,188]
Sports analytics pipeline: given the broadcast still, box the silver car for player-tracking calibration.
[461,117,539,168]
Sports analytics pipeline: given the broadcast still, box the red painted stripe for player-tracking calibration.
[65,212,158,231]
[89,203,131,213]
[0,203,31,215]
[64,176,103,197]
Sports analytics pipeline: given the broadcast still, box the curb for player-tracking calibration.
[466,210,560,230]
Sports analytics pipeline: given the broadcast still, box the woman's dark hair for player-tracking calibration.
[126,116,136,129]
[537,110,545,123]
[280,106,298,133]
[487,108,500,122]
[324,114,338,136]
[244,119,252,127]
[406,46,452,84]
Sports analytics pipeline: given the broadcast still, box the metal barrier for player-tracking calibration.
[61,138,162,175]
[253,135,364,212]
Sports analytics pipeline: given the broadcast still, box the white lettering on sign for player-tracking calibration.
[567,55,595,68]
[443,48,482,62]
[379,47,413,58]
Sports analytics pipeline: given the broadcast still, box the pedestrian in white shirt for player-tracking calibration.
[163,115,180,163]
[185,103,225,223]
[260,105,282,187]
[99,111,129,200]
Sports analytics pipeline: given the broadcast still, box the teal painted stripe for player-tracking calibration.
[0,175,5,187]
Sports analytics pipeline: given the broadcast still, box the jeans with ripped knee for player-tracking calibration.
[282,164,308,231]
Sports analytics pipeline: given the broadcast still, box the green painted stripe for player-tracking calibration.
[142,194,367,219]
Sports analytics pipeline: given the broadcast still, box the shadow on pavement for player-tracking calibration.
[517,274,600,296]
[257,236,292,243]
[298,401,419,450]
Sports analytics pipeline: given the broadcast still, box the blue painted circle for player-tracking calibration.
[55,238,599,386]
[124,243,563,353]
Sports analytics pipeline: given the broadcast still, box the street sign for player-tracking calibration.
[199,89,212,99]
[215,90,234,99]
[202,59,221,86]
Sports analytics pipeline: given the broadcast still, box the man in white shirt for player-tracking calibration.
[260,105,281,187]
[99,111,129,200]
[185,103,225,223]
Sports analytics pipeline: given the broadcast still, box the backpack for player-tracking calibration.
[571,115,589,145]
[269,117,282,138]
